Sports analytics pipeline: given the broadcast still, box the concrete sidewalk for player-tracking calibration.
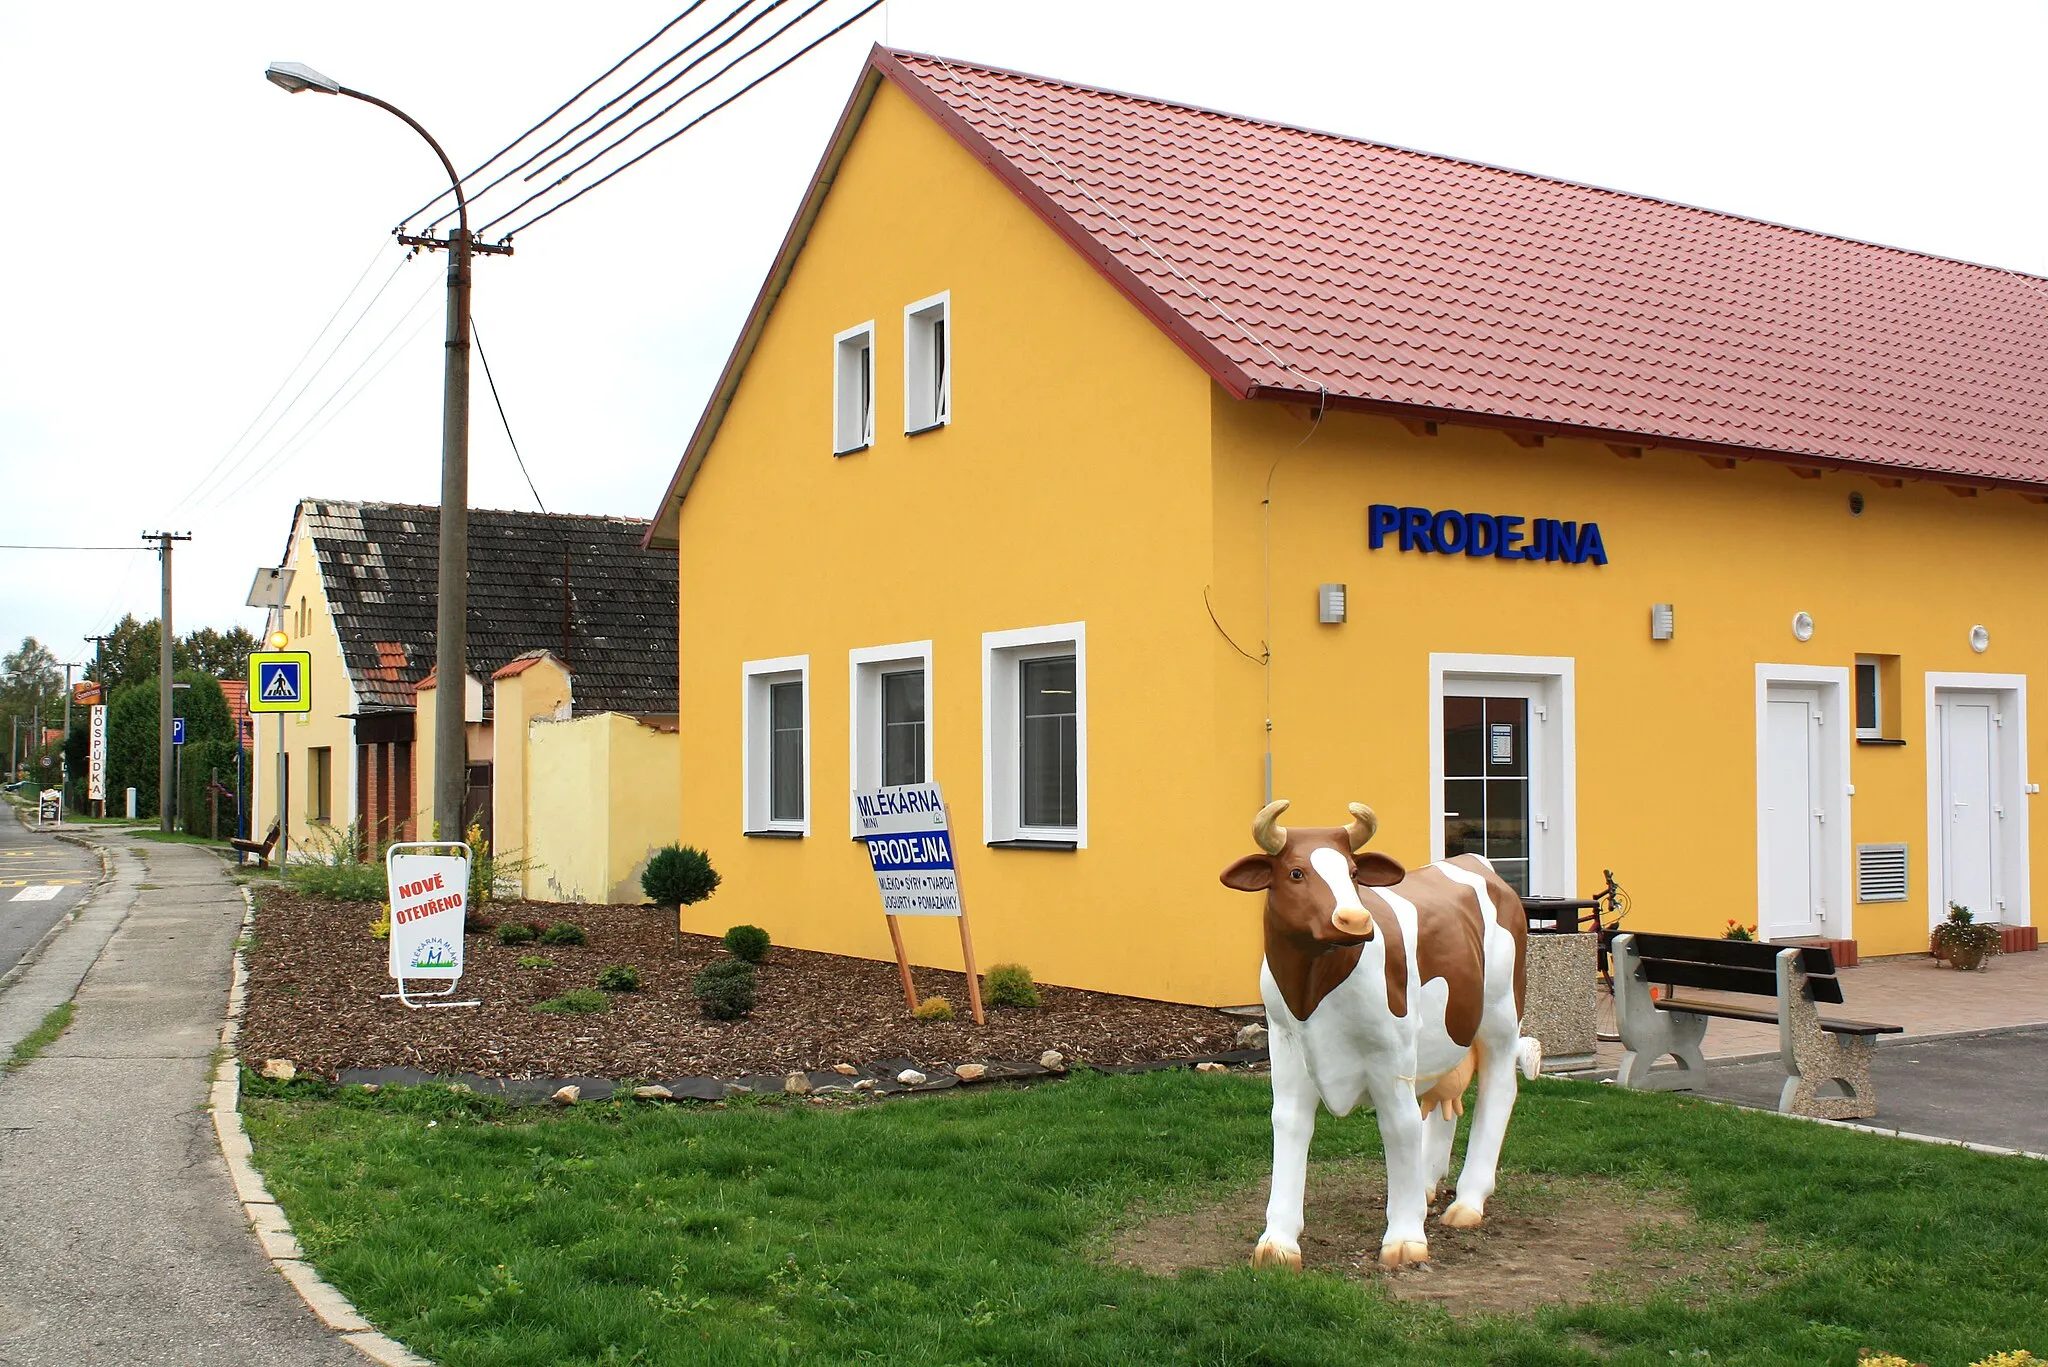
[0,832,359,1366]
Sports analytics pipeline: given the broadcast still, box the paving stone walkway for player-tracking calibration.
[0,832,359,1367]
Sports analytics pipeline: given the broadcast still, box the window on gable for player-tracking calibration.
[833,322,875,455]
[904,293,951,433]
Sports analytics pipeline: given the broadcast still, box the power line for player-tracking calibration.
[0,545,152,552]
[404,1,714,229]
[436,0,767,233]
[472,318,548,514]
[495,0,883,240]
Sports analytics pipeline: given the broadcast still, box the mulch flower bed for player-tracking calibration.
[239,889,1251,1081]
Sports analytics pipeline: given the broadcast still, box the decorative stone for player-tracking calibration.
[953,1064,988,1083]
[551,1085,581,1105]
[722,1082,751,1097]
[1039,1050,1066,1072]
[632,1085,673,1100]
[784,1073,812,1095]
[896,1069,927,1086]
[259,1059,296,1082]
[853,1079,878,1091]
[358,1083,381,1094]
[832,1063,859,1075]
[1196,1061,1228,1073]
[1234,1023,1269,1050]
[446,1083,473,1094]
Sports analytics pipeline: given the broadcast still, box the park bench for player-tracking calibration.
[229,818,282,868]
[1610,931,1901,1119]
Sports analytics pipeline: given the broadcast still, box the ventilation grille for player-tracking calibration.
[1856,843,1909,902]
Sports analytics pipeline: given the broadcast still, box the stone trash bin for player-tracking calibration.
[1519,931,1599,1072]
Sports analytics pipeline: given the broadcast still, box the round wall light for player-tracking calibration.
[1848,491,1866,516]
[1970,624,1990,654]
[1792,611,1815,642]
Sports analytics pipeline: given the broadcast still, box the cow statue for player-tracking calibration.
[1220,799,1540,1270]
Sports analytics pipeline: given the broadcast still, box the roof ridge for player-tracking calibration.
[885,46,2048,287]
[305,497,651,527]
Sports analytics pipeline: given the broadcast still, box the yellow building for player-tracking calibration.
[647,49,2048,1004]
[250,499,678,901]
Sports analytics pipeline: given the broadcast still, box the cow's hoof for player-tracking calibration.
[1378,1239,1430,1268]
[1252,1238,1302,1272]
[1439,1203,1484,1229]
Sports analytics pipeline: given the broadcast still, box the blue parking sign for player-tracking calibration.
[171,717,186,746]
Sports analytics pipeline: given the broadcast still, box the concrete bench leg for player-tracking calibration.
[1776,954,1877,1120]
[1611,933,1709,1092]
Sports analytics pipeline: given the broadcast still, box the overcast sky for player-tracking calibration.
[4,0,2045,672]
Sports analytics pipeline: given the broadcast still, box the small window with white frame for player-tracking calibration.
[983,623,1085,847]
[1854,656,1882,739]
[903,292,950,433]
[832,322,874,455]
[743,656,809,834]
[848,642,933,835]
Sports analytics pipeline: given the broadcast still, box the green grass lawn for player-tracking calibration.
[242,1071,2047,1366]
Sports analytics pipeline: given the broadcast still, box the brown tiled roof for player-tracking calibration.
[876,50,2048,486]
[298,500,676,717]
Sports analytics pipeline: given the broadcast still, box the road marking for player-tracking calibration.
[9,886,61,902]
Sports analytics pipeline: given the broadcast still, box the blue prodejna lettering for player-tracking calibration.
[1366,504,1608,566]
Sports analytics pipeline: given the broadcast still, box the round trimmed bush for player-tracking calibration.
[538,921,587,946]
[596,964,641,992]
[496,922,537,946]
[693,959,757,1020]
[982,963,1041,1008]
[913,995,955,1021]
[722,924,771,963]
[642,844,721,908]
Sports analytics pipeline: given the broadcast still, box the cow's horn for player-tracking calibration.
[1251,799,1290,855]
[1344,803,1379,852]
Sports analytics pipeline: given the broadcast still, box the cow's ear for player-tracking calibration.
[1219,855,1273,892]
[1354,852,1407,887]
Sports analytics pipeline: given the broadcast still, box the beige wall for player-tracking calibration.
[250,516,360,860]
[491,656,573,870]
[524,711,678,904]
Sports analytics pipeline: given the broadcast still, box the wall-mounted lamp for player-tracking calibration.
[1970,624,1990,654]
[1650,603,1674,641]
[1318,583,1347,625]
[1792,611,1815,642]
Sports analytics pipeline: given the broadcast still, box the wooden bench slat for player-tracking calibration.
[1659,997,1902,1036]
[1626,931,1835,976]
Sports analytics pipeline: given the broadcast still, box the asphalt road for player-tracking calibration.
[0,826,99,978]
[1671,1026,2048,1153]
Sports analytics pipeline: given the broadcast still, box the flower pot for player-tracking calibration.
[1945,943,1987,972]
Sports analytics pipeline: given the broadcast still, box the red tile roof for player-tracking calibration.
[878,49,2048,488]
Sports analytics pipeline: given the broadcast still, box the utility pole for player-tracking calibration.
[84,634,112,818]
[143,531,191,832]
[264,62,511,842]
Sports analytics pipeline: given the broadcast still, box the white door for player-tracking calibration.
[1762,688,1824,939]
[1939,692,2001,924]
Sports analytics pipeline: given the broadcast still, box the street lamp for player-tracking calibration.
[265,61,507,842]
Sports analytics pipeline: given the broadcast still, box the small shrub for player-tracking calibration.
[515,955,554,970]
[596,964,642,992]
[368,906,391,941]
[982,963,1042,1008]
[496,922,537,946]
[642,844,721,908]
[533,989,607,1015]
[539,921,587,946]
[693,960,757,1021]
[464,819,535,905]
[286,825,387,901]
[1721,919,1757,942]
[722,924,770,963]
[464,907,495,935]
[914,995,955,1021]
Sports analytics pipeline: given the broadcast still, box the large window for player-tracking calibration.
[903,292,951,433]
[848,642,933,836]
[983,624,1086,847]
[743,656,809,834]
[833,322,875,455]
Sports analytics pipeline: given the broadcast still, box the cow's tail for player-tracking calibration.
[1514,1035,1543,1082]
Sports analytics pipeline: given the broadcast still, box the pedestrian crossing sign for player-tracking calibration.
[247,651,312,713]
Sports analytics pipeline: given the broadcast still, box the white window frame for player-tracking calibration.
[1923,671,2030,931]
[983,622,1086,847]
[1428,653,1577,898]
[1754,663,1854,941]
[832,322,875,456]
[847,640,935,838]
[903,291,951,434]
[742,655,810,835]
[1854,655,1884,739]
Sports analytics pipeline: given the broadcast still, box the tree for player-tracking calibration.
[3,638,62,780]
[87,616,262,695]
[182,626,259,680]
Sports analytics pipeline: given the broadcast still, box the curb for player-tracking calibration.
[212,885,431,1367]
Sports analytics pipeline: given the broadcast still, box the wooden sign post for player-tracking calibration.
[857,782,983,1025]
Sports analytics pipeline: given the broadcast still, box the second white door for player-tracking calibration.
[1762,687,1825,940]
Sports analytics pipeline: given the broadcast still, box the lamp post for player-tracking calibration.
[265,61,508,841]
